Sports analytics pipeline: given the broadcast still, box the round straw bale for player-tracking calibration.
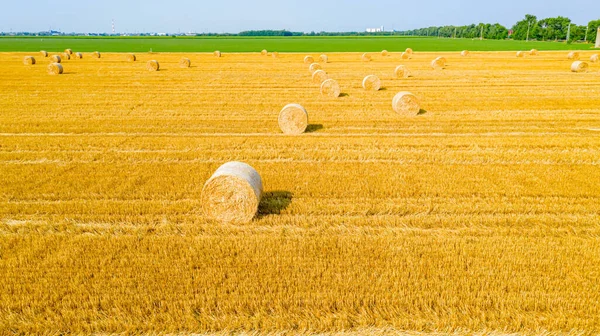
[147,60,160,71]
[405,48,413,54]
[431,57,446,69]
[201,161,263,224]
[530,49,539,56]
[461,50,469,57]
[567,51,580,60]
[126,53,136,62]
[362,75,381,91]
[214,50,221,57]
[571,61,588,73]
[272,52,279,58]
[312,69,328,84]
[590,54,599,63]
[47,63,63,75]
[394,65,410,78]
[320,79,341,98]
[400,52,410,60]
[261,49,268,56]
[278,103,308,135]
[309,63,321,73]
[40,50,48,57]
[23,56,36,65]
[179,57,191,68]
[93,51,101,58]
[319,54,328,63]
[63,53,71,60]
[516,51,525,57]
[382,50,389,56]
[64,49,73,55]
[51,55,62,63]
[361,53,371,62]
[392,91,420,115]
[74,52,83,59]
[304,55,314,64]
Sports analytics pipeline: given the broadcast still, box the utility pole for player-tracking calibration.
[526,21,531,42]
[454,27,457,39]
[566,23,571,42]
[584,25,589,42]
[596,27,600,48]
[480,25,484,40]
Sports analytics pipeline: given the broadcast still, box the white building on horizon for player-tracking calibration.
[366,26,384,33]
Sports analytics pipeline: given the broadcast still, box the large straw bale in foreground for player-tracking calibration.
[309,63,321,73]
[179,57,191,68]
[312,70,328,84]
[47,63,63,75]
[126,53,136,62]
[570,61,588,73]
[202,161,263,224]
[394,65,410,78]
[320,79,341,98]
[392,91,420,115]
[362,75,381,91]
[361,53,371,62]
[40,50,48,57]
[319,54,328,63]
[51,55,62,63]
[147,60,160,71]
[304,55,314,64]
[567,51,580,60]
[23,56,36,65]
[279,104,308,135]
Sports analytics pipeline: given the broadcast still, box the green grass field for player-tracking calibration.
[0,36,596,52]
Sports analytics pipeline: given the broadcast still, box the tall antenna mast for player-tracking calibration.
[112,19,115,34]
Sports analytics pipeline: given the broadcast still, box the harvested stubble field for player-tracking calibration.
[1,51,600,334]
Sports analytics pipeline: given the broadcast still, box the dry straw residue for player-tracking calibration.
[304,55,314,64]
[278,103,308,135]
[567,51,580,60]
[23,56,36,65]
[461,50,470,57]
[179,58,191,68]
[147,60,160,71]
[126,54,136,62]
[51,55,62,63]
[320,79,341,98]
[362,75,381,91]
[272,52,279,58]
[394,65,410,78]
[40,50,48,57]
[319,54,328,63]
[571,61,588,73]
[47,63,63,75]
[361,53,371,62]
[312,70,328,84]
[309,63,322,73]
[392,91,420,115]
[201,161,263,224]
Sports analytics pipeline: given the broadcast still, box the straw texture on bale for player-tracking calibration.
[381,50,389,56]
[214,51,221,57]
[23,56,36,65]
[431,57,446,69]
[590,54,599,63]
[147,60,160,71]
[64,49,72,55]
[567,51,580,60]
[320,79,341,98]
[309,63,321,73]
[51,55,62,63]
[201,161,263,224]
[516,51,525,57]
[570,61,588,73]
[361,53,371,62]
[405,48,413,54]
[40,50,48,57]
[303,55,314,64]
[461,50,469,57]
[362,75,381,91]
[261,49,268,56]
[47,63,63,75]
[312,70,328,84]
[74,52,83,59]
[93,51,101,58]
[272,52,279,58]
[63,53,71,60]
[319,54,328,63]
[394,65,410,78]
[126,54,136,62]
[400,52,410,60]
[392,91,420,116]
[530,49,539,56]
[278,103,308,135]
[179,58,191,68]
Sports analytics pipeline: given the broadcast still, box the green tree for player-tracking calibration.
[511,14,538,40]
[587,20,600,43]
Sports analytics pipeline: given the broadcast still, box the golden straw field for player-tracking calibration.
[1,50,600,334]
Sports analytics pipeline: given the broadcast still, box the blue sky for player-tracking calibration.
[1,0,598,33]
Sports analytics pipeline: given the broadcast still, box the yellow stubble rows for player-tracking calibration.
[0,51,600,334]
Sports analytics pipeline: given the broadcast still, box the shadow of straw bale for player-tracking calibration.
[257,191,293,217]
[417,109,427,115]
[306,124,323,133]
